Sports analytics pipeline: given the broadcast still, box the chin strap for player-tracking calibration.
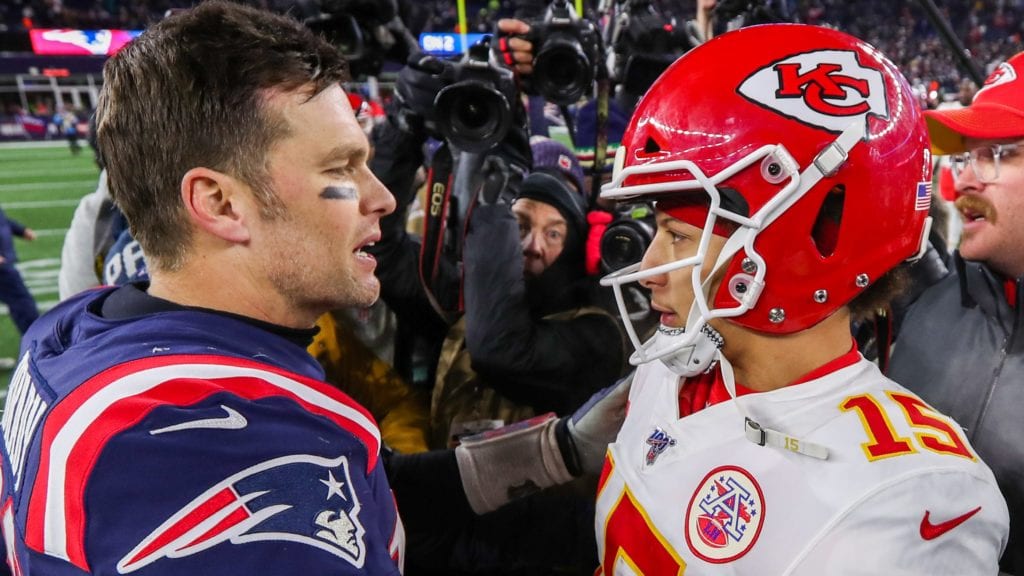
[719,355,830,461]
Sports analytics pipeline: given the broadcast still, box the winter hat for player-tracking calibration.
[925,52,1024,154]
[530,136,586,195]
[516,171,589,241]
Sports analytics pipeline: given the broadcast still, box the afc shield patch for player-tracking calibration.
[685,465,765,563]
[738,49,888,134]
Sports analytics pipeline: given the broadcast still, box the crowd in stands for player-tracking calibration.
[2,0,1022,99]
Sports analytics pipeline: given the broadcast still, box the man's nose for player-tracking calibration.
[522,229,543,254]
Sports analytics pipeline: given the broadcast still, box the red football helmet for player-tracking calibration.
[600,24,932,375]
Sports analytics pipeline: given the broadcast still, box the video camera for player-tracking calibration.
[606,0,694,108]
[303,0,417,78]
[600,202,655,274]
[429,40,519,153]
[524,0,603,106]
[713,0,791,25]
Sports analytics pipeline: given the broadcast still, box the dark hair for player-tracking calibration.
[96,0,349,270]
[847,266,910,322]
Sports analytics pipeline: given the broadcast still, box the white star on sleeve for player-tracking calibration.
[320,470,348,501]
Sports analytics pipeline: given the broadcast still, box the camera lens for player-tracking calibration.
[435,82,511,153]
[600,221,648,273]
[534,38,593,105]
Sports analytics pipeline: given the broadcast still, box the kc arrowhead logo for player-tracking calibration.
[974,61,1017,99]
[738,49,889,134]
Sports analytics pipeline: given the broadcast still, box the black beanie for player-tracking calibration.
[515,171,589,240]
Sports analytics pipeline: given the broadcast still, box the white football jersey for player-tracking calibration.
[595,357,1009,575]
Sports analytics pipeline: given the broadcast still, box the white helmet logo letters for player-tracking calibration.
[738,49,888,134]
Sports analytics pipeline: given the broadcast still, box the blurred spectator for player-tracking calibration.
[54,107,81,155]
[0,204,39,335]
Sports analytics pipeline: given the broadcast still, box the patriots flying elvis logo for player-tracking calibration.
[117,454,366,573]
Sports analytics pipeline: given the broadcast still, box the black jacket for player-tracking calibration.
[888,252,1023,574]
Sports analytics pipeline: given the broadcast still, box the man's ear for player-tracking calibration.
[180,167,252,244]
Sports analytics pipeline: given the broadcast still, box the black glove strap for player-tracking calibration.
[554,417,584,478]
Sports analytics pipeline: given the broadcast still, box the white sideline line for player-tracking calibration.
[2,199,81,209]
[0,141,70,150]
[18,229,68,237]
[0,181,95,193]
[2,167,98,179]
[15,258,61,269]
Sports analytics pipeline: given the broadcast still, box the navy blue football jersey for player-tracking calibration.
[0,288,404,575]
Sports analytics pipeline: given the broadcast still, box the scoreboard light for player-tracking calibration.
[418,33,487,56]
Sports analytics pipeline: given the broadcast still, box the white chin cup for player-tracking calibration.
[632,322,723,377]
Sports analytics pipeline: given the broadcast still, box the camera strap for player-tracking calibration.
[419,143,459,318]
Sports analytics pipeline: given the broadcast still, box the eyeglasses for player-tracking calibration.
[950,143,1021,183]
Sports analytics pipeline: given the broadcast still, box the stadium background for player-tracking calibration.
[0,0,1023,391]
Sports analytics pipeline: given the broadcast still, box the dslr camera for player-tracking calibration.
[600,202,655,274]
[433,40,519,153]
[525,0,602,105]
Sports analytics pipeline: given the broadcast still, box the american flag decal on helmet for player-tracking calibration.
[915,181,932,211]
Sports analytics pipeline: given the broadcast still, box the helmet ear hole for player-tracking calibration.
[644,137,662,154]
[811,184,845,258]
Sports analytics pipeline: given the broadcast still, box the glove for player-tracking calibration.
[476,155,523,206]
[559,372,634,476]
[452,373,633,515]
[454,413,573,514]
[394,52,446,134]
[492,18,534,77]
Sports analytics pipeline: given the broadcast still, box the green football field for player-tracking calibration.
[0,141,101,392]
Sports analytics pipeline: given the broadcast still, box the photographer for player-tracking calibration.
[370,28,626,450]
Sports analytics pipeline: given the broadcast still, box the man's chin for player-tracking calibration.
[523,264,545,278]
[327,281,380,311]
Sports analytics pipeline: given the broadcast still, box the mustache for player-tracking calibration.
[954,195,997,224]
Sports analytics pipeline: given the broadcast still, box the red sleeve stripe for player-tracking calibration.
[25,354,380,571]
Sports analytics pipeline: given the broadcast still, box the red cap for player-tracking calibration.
[924,52,1024,154]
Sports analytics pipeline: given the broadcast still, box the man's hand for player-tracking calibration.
[477,156,520,206]
[394,52,446,134]
[494,19,534,76]
[22,228,36,241]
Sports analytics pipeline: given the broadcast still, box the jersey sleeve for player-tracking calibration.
[788,468,1009,575]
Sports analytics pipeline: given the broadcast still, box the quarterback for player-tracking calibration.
[595,24,1009,574]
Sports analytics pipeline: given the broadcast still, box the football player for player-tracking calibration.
[594,23,1009,574]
